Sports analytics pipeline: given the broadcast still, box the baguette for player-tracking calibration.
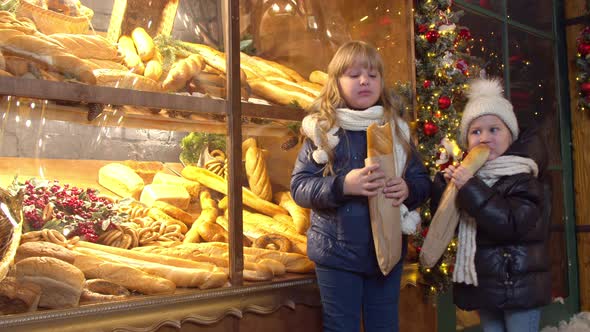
[152,172,201,199]
[419,145,491,268]
[73,253,175,295]
[75,247,227,289]
[248,79,314,109]
[93,69,161,92]
[0,34,96,84]
[144,58,163,81]
[309,70,328,85]
[152,201,195,226]
[181,166,287,216]
[242,54,292,81]
[49,33,121,61]
[252,56,307,83]
[266,76,320,97]
[131,27,155,62]
[84,59,129,71]
[274,191,310,234]
[162,54,205,91]
[184,207,218,243]
[245,146,272,201]
[118,35,144,74]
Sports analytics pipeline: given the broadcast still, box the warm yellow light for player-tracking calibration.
[360,16,368,22]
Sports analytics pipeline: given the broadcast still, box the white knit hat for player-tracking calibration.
[459,78,519,147]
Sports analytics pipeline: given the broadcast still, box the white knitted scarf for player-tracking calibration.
[301,105,421,234]
[453,155,539,286]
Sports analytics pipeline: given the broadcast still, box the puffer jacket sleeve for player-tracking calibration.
[402,148,432,210]
[456,174,543,242]
[290,139,348,210]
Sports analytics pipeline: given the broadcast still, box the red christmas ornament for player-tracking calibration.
[423,121,438,136]
[458,28,471,40]
[581,82,590,95]
[421,227,429,238]
[579,43,590,56]
[426,30,440,43]
[417,24,428,34]
[416,246,422,254]
[438,96,451,110]
[423,80,432,89]
[456,59,469,74]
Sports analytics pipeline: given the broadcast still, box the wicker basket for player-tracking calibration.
[16,1,94,35]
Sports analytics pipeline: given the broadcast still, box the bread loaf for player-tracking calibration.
[0,277,41,314]
[122,160,164,183]
[249,79,314,109]
[0,49,5,71]
[241,137,257,160]
[419,145,490,268]
[147,208,189,234]
[75,247,227,289]
[183,191,219,243]
[153,201,195,226]
[49,34,121,61]
[118,35,144,74]
[266,76,320,97]
[84,59,129,71]
[15,241,75,264]
[93,68,161,92]
[15,256,85,309]
[245,146,272,201]
[274,191,310,234]
[181,166,287,216]
[242,54,292,81]
[309,70,328,85]
[162,54,205,91]
[131,27,155,62]
[140,183,191,210]
[73,253,176,295]
[98,163,145,199]
[252,56,307,83]
[152,172,201,199]
[144,58,163,81]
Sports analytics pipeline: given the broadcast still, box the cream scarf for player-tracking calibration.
[453,155,539,286]
[301,105,421,234]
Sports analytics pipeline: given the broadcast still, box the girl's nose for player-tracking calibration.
[480,131,491,143]
[359,74,369,86]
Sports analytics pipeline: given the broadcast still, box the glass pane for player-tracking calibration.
[1,0,236,100]
[459,0,504,14]
[507,0,553,33]
[457,10,504,78]
[507,28,561,166]
[548,169,569,299]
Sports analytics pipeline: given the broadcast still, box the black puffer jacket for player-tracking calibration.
[430,127,551,311]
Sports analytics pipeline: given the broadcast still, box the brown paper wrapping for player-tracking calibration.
[418,184,460,268]
[365,154,401,275]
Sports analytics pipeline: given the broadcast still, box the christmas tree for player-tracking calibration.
[413,0,483,296]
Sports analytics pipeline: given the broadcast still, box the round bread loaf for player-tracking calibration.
[15,256,85,309]
[15,241,75,264]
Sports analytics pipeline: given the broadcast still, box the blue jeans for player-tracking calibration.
[479,307,541,332]
[314,260,403,332]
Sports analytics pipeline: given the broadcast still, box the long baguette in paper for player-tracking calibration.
[366,122,401,275]
[419,144,490,268]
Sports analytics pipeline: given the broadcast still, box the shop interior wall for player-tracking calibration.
[564,0,590,312]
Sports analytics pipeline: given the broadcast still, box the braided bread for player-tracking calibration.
[245,146,272,201]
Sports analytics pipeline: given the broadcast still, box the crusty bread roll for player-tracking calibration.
[0,277,41,314]
[73,253,176,295]
[144,58,163,81]
[162,54,205,91]
[274,191,310,235]
[49,33,121,61]
[181,166,287,216]
[245,146,272,201]
[15,241,75,264]
[131,27,155,62]
[15,256,84,309]
[118,35,144,74]
[309,70,328,85]
[93,69,161,92]
[98,163,145,199]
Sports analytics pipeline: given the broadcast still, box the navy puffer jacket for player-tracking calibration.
[291,129,431,275]
[430,127,551,310]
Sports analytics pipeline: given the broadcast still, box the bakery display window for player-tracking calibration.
[0,0,416,330]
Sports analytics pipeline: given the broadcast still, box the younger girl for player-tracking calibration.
[290,41,431,332]
[431,78,551,332]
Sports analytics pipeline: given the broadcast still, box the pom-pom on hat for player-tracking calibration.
[459,78,519,147]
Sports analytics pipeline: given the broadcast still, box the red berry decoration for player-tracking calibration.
[423,121,439,136]
[426,30,440,43]
[438,96,451,110]
[578,43,590,56]
[423,80,432,89]
[582,82,590,95]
